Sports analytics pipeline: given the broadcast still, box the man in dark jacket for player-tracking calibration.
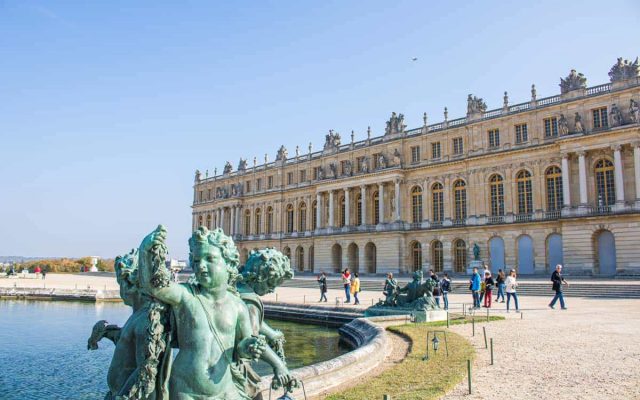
[549,264,568,310]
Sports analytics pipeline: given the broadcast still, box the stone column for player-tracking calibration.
[217,208,222,228]
[235,206,242,234]
[378,182,385,224]
[561,153,571,207]
[344,188,350,226]
[612,145,625,204]
[220,207,226,233]
[360,185,367,226]
[316,193,322,229]
[634,143,640,203]
[394,179,401,221]
[577,151,588,205]
[328,190,335,228]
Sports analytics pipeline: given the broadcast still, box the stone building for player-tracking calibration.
[192,58,640,276]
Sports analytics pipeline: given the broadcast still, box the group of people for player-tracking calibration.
[317,268,362,304]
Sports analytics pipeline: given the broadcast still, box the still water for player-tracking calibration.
[0,300,348,400]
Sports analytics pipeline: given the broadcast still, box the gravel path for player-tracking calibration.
[442,296,640,400]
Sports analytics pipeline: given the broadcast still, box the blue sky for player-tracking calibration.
[1,0,638,259]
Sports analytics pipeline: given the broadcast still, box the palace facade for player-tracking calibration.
[192,58,640,276]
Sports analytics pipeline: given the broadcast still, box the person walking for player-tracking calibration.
[432,273,441,308]
[440,273,451,310]
[483,271,494,308]
[505,269,519,312]
[342,268,352,303]
[41,268,47,280]
[317,272,328,302]
[495,269,506,303]
[469,267,481,309]
[351,272,361,305]
[549,264,568,310]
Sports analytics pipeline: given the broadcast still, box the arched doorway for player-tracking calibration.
[489,236,505,273]
[595,230,616,275]
[347,243,359,273]
[410,241,422,272]
[295,246,305,272]
[332,244,342,273]
[517,235,535,274]
[546,234,563,272]
[365,242,376,274]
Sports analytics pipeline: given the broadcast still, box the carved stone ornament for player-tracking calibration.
[558,114,569,136]
[559,69,587,94]
[630,99,639,124]
[466,94,487,115]
[608,57,640,82]
[573,112,584,133]
[342,160,353,176]
[194,169,201,182]
[323,130,341,151]
[275,145,288,161]
[360,156,370,173]
[384,112,406,136]
[223,161,233,174]
[237,158,247,172]
[328,162,338,179]
[377,153,387,170]
[392,148,402,167]
[610,104,623,127]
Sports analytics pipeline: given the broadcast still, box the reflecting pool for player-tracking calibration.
[0,300,348,399]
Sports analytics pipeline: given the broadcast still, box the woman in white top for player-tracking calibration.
[505,269,519,312]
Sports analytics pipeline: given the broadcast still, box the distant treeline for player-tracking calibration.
[8,257,115,273]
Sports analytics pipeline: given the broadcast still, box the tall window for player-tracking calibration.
[254,208,262,234]
[312,201,318,229]
[339,196,346,227]
[372,153,381,169]
[298,202,307,231]
[453,137,464,155]
[256,178,262,191]
[488,129,500,148]
[286,204,294,233]
[244,210,251,235]
[432,183,444,222]
[489,175,505,216]
[453,180,467,221]
[267,176,274,189]
[207,189,212,200]
[595,159,615,206]
[356,156,366,172]
[245,180,251,193]
[515,123,528,144]
[411,242,422,271]
[592,107,609,129]
[544,117,558,138]
[454,239,467,273]
[431,142,441,159]
[313,167,322,180]
[546,166,563,211]
[516,170,533,214]
[411,186,423,223]
[432,241,443,272]
[373,191,380,224]
[411,146,421,163]
[300,170,307,182]
[266,207,274,234]
[198,191,203,202]
[287,172,294,185]
[356,194,363,225]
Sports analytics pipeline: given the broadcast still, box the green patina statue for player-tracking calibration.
[373,269,439,312]
[90,225,300,400]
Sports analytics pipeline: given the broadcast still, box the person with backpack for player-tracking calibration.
[317,272,328,302]
[483,271,495,308]
[440,273,451,310]
[494,269,506,303]
[549,264,568,310]
[351,272,361,305]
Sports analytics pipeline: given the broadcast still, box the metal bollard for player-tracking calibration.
[490,338,494,365]
[275,293,278,302]
[521,311,523,320]
[383,395,392,400]
[483,326,487,349]
[486,307,489,322]
[462,303,466,316]
[467,359,472,394]
[446,311,450,328]
[472,317,475,336]
[303,295,306,304]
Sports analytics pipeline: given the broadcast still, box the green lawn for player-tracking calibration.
[326,315,503,400]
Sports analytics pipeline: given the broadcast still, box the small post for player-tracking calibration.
[483,326,487,349]
[467,359,472,394]
[303,295,306,304]
[490,338,494,365]
[472,317,475,336]
[521,311,523,320]
[371,298,374,306]
[446,311,450,328]
[462,303,466,316]
[275,293,278,302]
[486,307,489,322]
[383,395,392,400]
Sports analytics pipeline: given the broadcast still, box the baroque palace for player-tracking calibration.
[192,58,640,276]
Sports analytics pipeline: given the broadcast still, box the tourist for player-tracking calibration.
[549,264,569,310]
[34,266,41,279]
[351,272,361,305]
[478,276,486,305]
[505,269,519,312]
[41,268,47,280]
[432,273,441,307]
[317,272,328,302]
[342,268,352,303]
[469,267,481,309]
[429,269,437,282]
[495,269,506,303]
[440,273,451,310]
[483,271,494,308]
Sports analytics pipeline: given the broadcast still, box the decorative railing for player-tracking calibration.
[509,102,530,113]
[515,213,533,222]
[488,215,505,224]
[452,219,466,226]
[593,205,612,215]
[544,210,562,220]
[586,83,612,96]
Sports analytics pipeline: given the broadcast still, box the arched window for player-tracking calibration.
[454,239,467,273]
[266,207,274,234]
[453,180,467,221]
[339,196,346,227]
[516,170,533,215]
[206,214,212,229]
[432,183,444,222]
[296,247,305,272]
[595,159,615,207]
[411,186,423,223]
[545,166,563,211]
[298,202,307,232]
[489,175,504,216]
[254,208,262,235]
[312,201,318,230]
[356,194,363,225]
[244,210,251,235]
[286,204,294,233]
[432,240,443,272]
[411,242,422,271]
[373,191,380,224]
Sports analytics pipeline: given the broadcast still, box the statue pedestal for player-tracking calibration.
[466,260,484,275]
[364,307,447,323]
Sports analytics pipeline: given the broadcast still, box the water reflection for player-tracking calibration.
[0,300,348,400]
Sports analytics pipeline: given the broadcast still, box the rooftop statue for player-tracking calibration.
[384,112,406,136]
[608,57,640,82]
[323,130,341,151]
[194,170,202,183]
[276,145,288,161]
[560,69,587,94]
[466,95,487,115]
[224,161,233,174]
[630,99,639,124]
[238,158,248,172]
